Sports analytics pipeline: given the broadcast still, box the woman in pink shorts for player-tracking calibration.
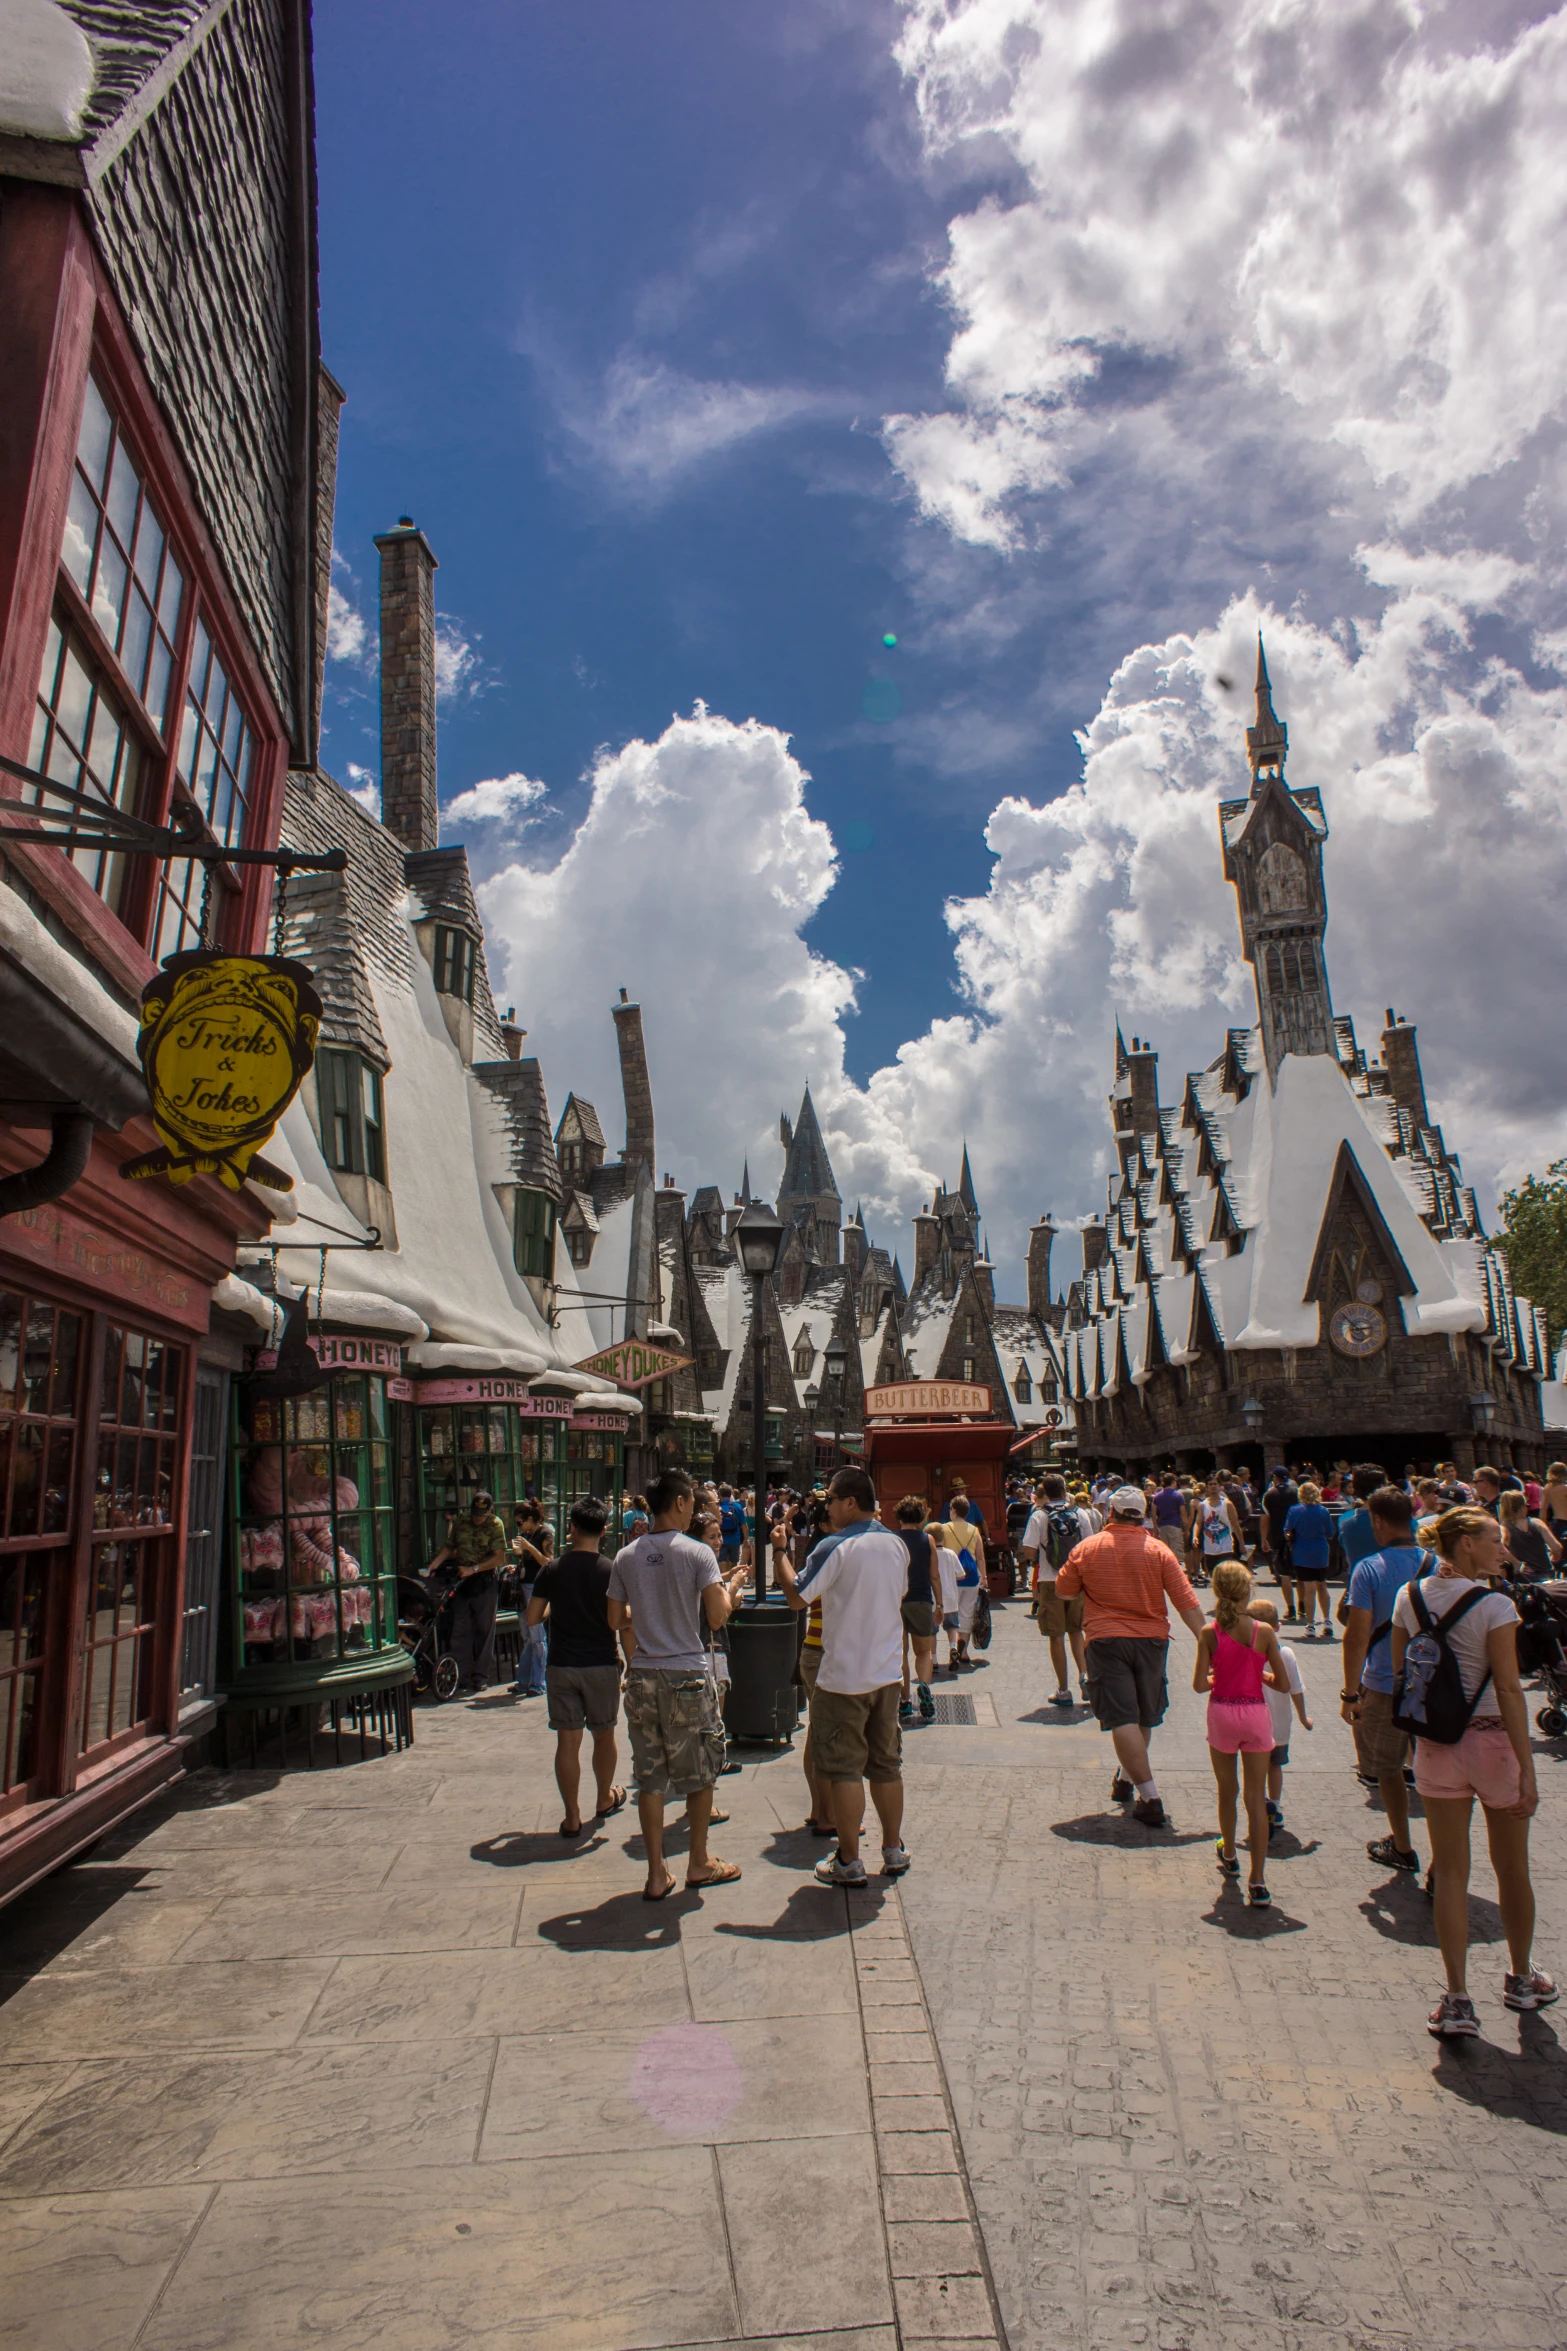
[1392,1507,1556,2039]
[1194,1561,1290,1907]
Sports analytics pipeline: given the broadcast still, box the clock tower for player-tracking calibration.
[1219,639,1336,1084]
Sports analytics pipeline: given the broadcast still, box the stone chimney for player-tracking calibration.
[1126,1037,1160,1137]
[309,364,346,769]
[1081,1218,1108,1275]
[500,1006,526,1063]
[1027,1215,1057,1321]
[613,990,655,1176]
[1380,1009,1429,1131]
[912,1207,940,1289]
[375,518,439,851]
[972,1257,995,1314]
[842,1215,865,1284]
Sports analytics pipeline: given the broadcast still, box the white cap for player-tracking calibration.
[1109,1485,1147,1516]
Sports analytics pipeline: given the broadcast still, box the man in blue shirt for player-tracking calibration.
[1335,1462,1390,1579]
[717,1486,746,1565]
[1341,1485,1425,1874]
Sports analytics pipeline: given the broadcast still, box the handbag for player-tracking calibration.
[972,1585,993,1650]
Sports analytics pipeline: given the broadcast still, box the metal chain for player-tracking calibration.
[272,854,293,956]
[198,860,215,950]
[316,1246,327,1326]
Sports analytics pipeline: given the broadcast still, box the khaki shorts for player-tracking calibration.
[1352,1687,1411,1777]
[901,1599,937,1640]
[546,1663,622,1732]
[623,1668,724,1797]
[1035,1586,1084,1638]
[800,1643,822,1696]
[810,1683,903,1784]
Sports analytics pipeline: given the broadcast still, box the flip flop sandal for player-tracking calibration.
[686,1858,742,1889]
[642,1878,677,1902]
[558,1821,584,1838]
[806,1818,836,1836]
[706,1806,730,1825]
[595,1788,628,1817]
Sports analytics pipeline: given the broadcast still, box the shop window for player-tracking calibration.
[80,1324,183,1758]
[60,376,184,734]
[0,1292,83,1801]
[233,1376,396,1676]
[433,925,478,1003]
[514,1189,556,1281]
[319,1049,386,1184]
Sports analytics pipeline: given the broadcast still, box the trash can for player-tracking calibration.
[724,1599,799,1747]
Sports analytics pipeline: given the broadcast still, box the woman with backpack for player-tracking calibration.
[1391,1506,1555,2037]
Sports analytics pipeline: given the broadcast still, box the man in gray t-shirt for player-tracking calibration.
[608,1470,748,1900]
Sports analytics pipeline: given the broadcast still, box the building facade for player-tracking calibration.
[1064,645,1550,1479]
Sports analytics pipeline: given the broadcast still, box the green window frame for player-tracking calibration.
[434,925,477,1003]
[319,1049,386,1184]
[514,1188,556,1281]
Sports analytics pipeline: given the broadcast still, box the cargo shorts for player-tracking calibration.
[623,1667,725,1797]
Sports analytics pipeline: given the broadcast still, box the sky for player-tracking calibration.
[316,0,1567,1300]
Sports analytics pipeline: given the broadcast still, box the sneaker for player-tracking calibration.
[898,1701,916,1725]
[1247,1882,1272,1908]
[1111,1774,1134,1803]
[1264,1797,1283,1822]
[815,1850,868,1889]
[1051,1688,1074,1709]
[1283,1612,1300,1625]
[1503,1969,1559,2012]
[1132,1797,1168,1829]
[917,1682,936,1723]
[1367,1835,1420,1872]
[881,1843,912,1878]
[1215,1839,1240,1877]
[1428,1990,1479,2037]
[1320,1627,1336,1643]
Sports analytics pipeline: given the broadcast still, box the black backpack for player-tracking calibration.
[1045,1506,1080,1572]
[1391,1582,1493,1744]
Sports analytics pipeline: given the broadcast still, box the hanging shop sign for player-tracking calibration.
[573,1337,692,1388]
[865,1380,994,1419]
[254,1334,405,1374]
[121,950,321,1192]
[413,1377,573,1413]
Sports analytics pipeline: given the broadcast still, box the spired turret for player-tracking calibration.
[1219,636,1335,1084]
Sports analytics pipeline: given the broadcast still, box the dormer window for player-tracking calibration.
[1042,1378,1059,1406]
[433,925,478,1003]
[793,1331,815,1378]
[1013,1363,1032,1403]
[319,1050,385,1184]
[514,1189,556,1281]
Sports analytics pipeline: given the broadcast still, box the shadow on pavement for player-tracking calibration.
[0,1865,167,1988]
[1051,1813,1213,1849]
[1017,1705,1093,1725]
[1434,2012,1567,2131]
[470,1829,613,1867]
[534,1890,688,1950]
[1202,1886,1307,1937]
[712,1884,858,1942]
[1358,1875,1505,1949]
[1264,1828,1322,1858]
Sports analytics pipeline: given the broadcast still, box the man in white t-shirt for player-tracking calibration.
[777,1466,911,1890]
[1021,1471,1093,1709]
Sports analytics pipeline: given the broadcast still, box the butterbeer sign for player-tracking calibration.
[574,1336,692,1389]
[121,951,321,1192]
[865,1379,993,1419]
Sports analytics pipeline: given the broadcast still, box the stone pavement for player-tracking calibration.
[898,1591,1567,2351]
[0,1683,1005,2351]
[3,1594,1566,2351]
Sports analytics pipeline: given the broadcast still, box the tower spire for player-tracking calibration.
[1246,632,1288,787]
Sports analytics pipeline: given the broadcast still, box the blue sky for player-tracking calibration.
[315,2,1567,1282]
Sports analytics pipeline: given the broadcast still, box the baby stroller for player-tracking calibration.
[1513,1581,1567,1736]
[398,1568,462,1702]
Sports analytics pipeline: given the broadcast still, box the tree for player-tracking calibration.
[1498,1158,1567,1356]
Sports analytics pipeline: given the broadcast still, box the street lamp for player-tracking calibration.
[824,1336,848,1468]
[735,1200,786,1601]
[1468,1391,1497,1435]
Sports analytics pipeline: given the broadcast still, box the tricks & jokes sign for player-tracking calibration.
[120,951,321,1192]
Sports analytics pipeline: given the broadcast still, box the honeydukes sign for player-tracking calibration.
[574,1336,692,1389]
[121,950,321,1192]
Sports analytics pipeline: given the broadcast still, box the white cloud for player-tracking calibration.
[560,356,830,498]
[344,762,380,818]
[326,549,372,668]
[444,772,548,830]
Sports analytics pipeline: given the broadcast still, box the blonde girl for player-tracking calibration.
[1194,1560,1290,1906]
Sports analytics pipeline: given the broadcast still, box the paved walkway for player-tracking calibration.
[899,1591,1567,2351]
[3,1591,1566,2351]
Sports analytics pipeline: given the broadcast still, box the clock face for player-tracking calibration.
[1330,1302,1387,1358]
[1356,1278,1383,1305]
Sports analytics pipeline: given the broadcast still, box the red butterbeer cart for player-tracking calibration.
[862,1381,1017,1595]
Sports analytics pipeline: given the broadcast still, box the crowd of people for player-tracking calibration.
[421,1448,1566,2040]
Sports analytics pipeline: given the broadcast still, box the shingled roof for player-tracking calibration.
[275,869,389,1071]
[779,1085,839,1207]
[474,1056,563,1203]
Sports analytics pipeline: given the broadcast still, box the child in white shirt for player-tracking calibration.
[1249,1598,1312,1833]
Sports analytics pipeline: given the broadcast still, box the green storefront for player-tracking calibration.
[410,1375,628,1560]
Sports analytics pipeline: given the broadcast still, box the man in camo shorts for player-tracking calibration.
[607,1468,749,1901]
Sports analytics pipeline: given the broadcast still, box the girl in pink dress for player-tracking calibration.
[1194,1560,1290,1906]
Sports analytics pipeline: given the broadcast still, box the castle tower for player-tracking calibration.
[777,1085,841,1265]
[1218,636,1336,1084]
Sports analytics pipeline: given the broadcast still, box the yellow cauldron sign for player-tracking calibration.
[120,951,322,1192]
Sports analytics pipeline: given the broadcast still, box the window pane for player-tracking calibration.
[133,504,164,596]
[121,589,154,697]
[77,378,113,488]
[145,633,172,730]
[92,533,128,644]
[158,549,184,634]
[105,437,139,549]
[61,470,98,594]
[57,644,92,749]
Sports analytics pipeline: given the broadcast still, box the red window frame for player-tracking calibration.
[0,220,288,994]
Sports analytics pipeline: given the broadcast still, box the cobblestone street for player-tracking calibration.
[899,1592,1567,2351]
[3,1588,1566,2351]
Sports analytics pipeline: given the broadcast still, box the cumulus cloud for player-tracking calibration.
[326,549,372,668]
[444,772,548,831]
[558,355,831,498]
[344,762,381,818]
[434,617,482,704]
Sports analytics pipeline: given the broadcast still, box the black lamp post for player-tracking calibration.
[735,1199,786,1601]
[824,1336,848,1468]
